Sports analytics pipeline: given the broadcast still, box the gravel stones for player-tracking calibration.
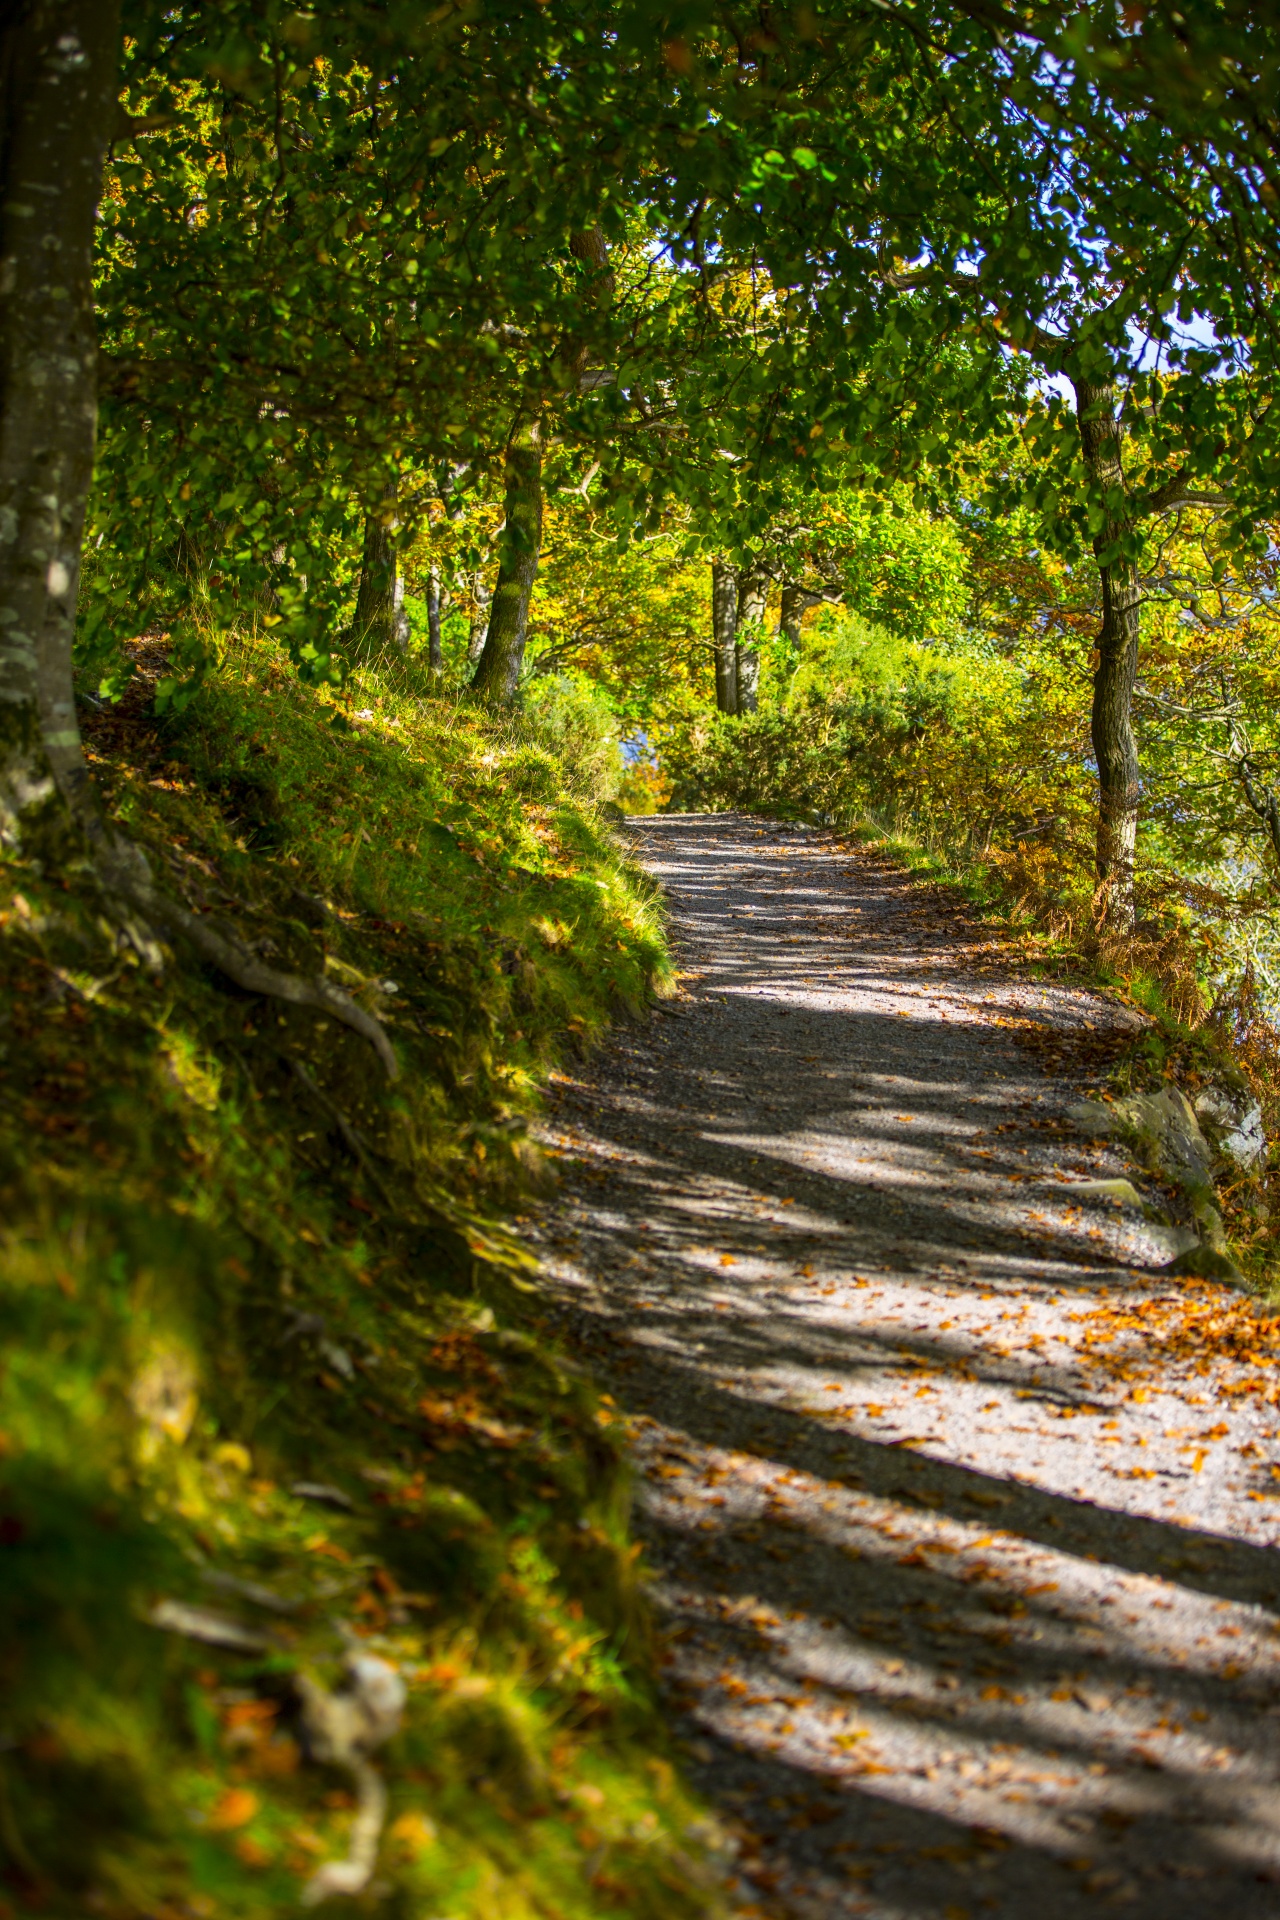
[527,814,1280,1919]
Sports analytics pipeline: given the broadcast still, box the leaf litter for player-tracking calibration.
[530,813,1280,1919]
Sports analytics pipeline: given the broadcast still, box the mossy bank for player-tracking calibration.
[0,641,727,1919]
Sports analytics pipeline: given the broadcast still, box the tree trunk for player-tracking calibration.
[1091,562,1141,921]
[0,1,122,851]
[469,227,605,706]
[736,568,768,716]
[351,490,408,657]
[470,422,543,704]
[467,558,494,662]
[1073,376,1140,928]
[711,560,738,714]
[426,566,443,676]
[0,6,401,1077]
[779,582,817,652]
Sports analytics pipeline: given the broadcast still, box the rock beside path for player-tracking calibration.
[526,814,1280,1919]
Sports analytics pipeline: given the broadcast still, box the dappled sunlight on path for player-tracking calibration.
[527,814,1280,1918]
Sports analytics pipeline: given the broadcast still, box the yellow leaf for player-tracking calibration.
[388,1811,437,1857]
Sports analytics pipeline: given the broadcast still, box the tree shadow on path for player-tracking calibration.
[538,815,1280,1918]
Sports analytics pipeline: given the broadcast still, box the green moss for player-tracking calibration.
[0,639,718,1918]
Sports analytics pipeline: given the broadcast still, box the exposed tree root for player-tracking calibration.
[97,836,400,1079]
[295,1652,406,1906]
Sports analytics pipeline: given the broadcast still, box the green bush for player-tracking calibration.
[520,673,624,806]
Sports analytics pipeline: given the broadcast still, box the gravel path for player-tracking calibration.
[525,813,1280,1918]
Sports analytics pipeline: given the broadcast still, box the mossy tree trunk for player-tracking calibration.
[351,490,409,658]
[736,568,768,715]
[711,560,739,714]
[1073,375,1140,929]
[469,422,543,703]
[470,228,609,706]
[0,1,121,852]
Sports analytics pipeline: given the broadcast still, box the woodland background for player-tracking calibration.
[3,2,1280,1915]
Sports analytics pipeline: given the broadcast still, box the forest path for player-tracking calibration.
[525,813,1280,1919]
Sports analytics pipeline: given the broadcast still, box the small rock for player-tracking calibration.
[1144,1223,1201,1262]
[1065,1177,1145,1207]
[1194,1086,1267,1172]
[1115,1085,1214,1187]
[1162,1243,1247,1288]
[1065,1099,1117,1138]
[1189,1191,1229,1254]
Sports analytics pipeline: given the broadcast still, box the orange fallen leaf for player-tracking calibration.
[209,1788,258,1831]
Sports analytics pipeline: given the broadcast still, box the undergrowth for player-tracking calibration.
[848,819,1280,1283]
[0,638,726,1919]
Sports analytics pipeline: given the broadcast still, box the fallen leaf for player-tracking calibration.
[389,1811,438,1857]
[209,1788,258,1831]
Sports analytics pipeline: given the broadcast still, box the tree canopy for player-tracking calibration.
[4,0,1280,962]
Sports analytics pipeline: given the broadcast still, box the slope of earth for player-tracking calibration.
[525,812,1280,1920]
[0,647,718,1920]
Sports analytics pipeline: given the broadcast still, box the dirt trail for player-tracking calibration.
[525,814,1280,1918]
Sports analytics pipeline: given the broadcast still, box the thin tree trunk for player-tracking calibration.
[467,559,494,662]
[711,560,738,714]
[1073,375,1140,928]
[470,422,543,704]
[1091,561,1141,920]
[468,226,609,706]
[351,489,408,657]
[0,1,122,851]
[736,568,768,716]
[426,566,443,676]
[779,582,817,653]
